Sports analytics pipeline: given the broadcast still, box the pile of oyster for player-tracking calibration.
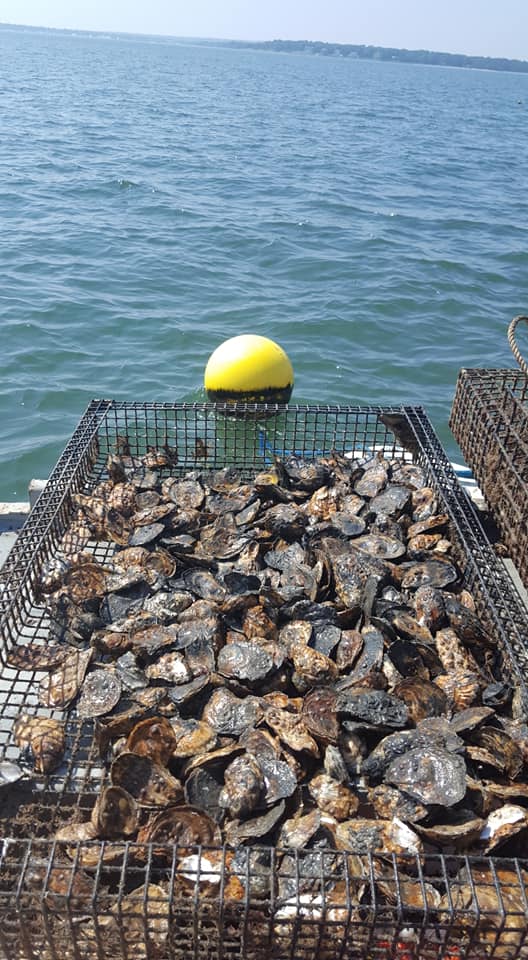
[11,439,528,904]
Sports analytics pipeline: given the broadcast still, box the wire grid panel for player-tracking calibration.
[1,402,528,959]
[1,844,528,960]
[450,369,528,586]
[1,401,528,795]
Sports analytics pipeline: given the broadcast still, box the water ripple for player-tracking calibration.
[1,26,528,496]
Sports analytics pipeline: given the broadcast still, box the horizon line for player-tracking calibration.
[1,21,527,65]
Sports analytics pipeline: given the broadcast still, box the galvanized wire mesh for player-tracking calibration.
[1,842,528,960]
[450,369,528,587]
[1,401,528,960]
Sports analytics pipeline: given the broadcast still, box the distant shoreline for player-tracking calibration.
[204,38,528,75]
[2,23,527,74]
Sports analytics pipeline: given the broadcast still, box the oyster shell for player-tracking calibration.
[302,688,339,744]
[385,745,467,807]
[400,559,458,590]
[203,689,262,736]
[137,804,221,849]
[335,817,422,857]
[368,784,429,823]
[308,774,359,821]
[39,648,92,709]
[279,810,322,849]
[479,804,528,852]
[0,760,24,788]
[337,689,409,729]
[217,641,274,684]
[91,785,138,838]
[126,716,177,765]
[333,551,390,610]
[263,706,319,756]
[171,718,217,758]
[219,755,265,818]
[392,677,448,724]
[111,752,183,806]
[224,800,286,845]
[13,715,65,774]
[7,643,67,672]
[76,669,122,719]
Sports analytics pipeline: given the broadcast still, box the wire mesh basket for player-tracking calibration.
[450,367,528,586]
[1,400,528,960]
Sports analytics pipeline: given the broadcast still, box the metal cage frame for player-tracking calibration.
[450,368,528,587]
[1,400,528,960]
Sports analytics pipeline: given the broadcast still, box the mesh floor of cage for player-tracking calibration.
[1,401,528,960]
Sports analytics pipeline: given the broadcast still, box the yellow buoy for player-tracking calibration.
[204,334,294,403]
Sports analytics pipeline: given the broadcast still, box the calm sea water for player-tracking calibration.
[2,25,528,500]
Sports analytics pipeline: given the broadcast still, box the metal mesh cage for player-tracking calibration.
[450,369,528,587]
[1,400,528,960]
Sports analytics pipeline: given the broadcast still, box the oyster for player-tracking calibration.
[369,485,411,519]
[392,677,448,724]
[184,766,224,821]
[368,784,428,823]
[24,862,95,913]
[91,785,138,838]
[171,718,217,758]
[111,883,170,954]
[413,585,445,631]
[259,758,297,805]
[217,641,274,684]
[145,651,192,684]
[111,752,183,806]
[263,706,319,756]
[39,648,92,709]
[434,669,482,712]
[415,809,485,849]
[337,689,409,729]
[219,755,265,818]
[479,804,528,852]
[13,715,65,774]
[279,810,322,849]
[438,862,528,956]
[291,644,338,688]
[27,447,520,871]
[224,800,286,845]
[126,716,177,765]
[339,626,384,683]
[308,774,359,821]
[6,643,67,671]
[333,551,390,610]
[362,726,463,783]
[76,669,122,719]
[137,804,221,849]
[385,745,467,807]
[302,688,339,744]
[354,460,388,498]
[466,726,523,779]
[376,875,442,910]
[335,817,422,857]
[400,559,458,590]
[352,533,406,560]
[202,689,262,737]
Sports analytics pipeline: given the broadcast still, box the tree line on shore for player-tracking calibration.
[216,38,528,74]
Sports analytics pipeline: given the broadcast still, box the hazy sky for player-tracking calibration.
[1,0,527,61]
